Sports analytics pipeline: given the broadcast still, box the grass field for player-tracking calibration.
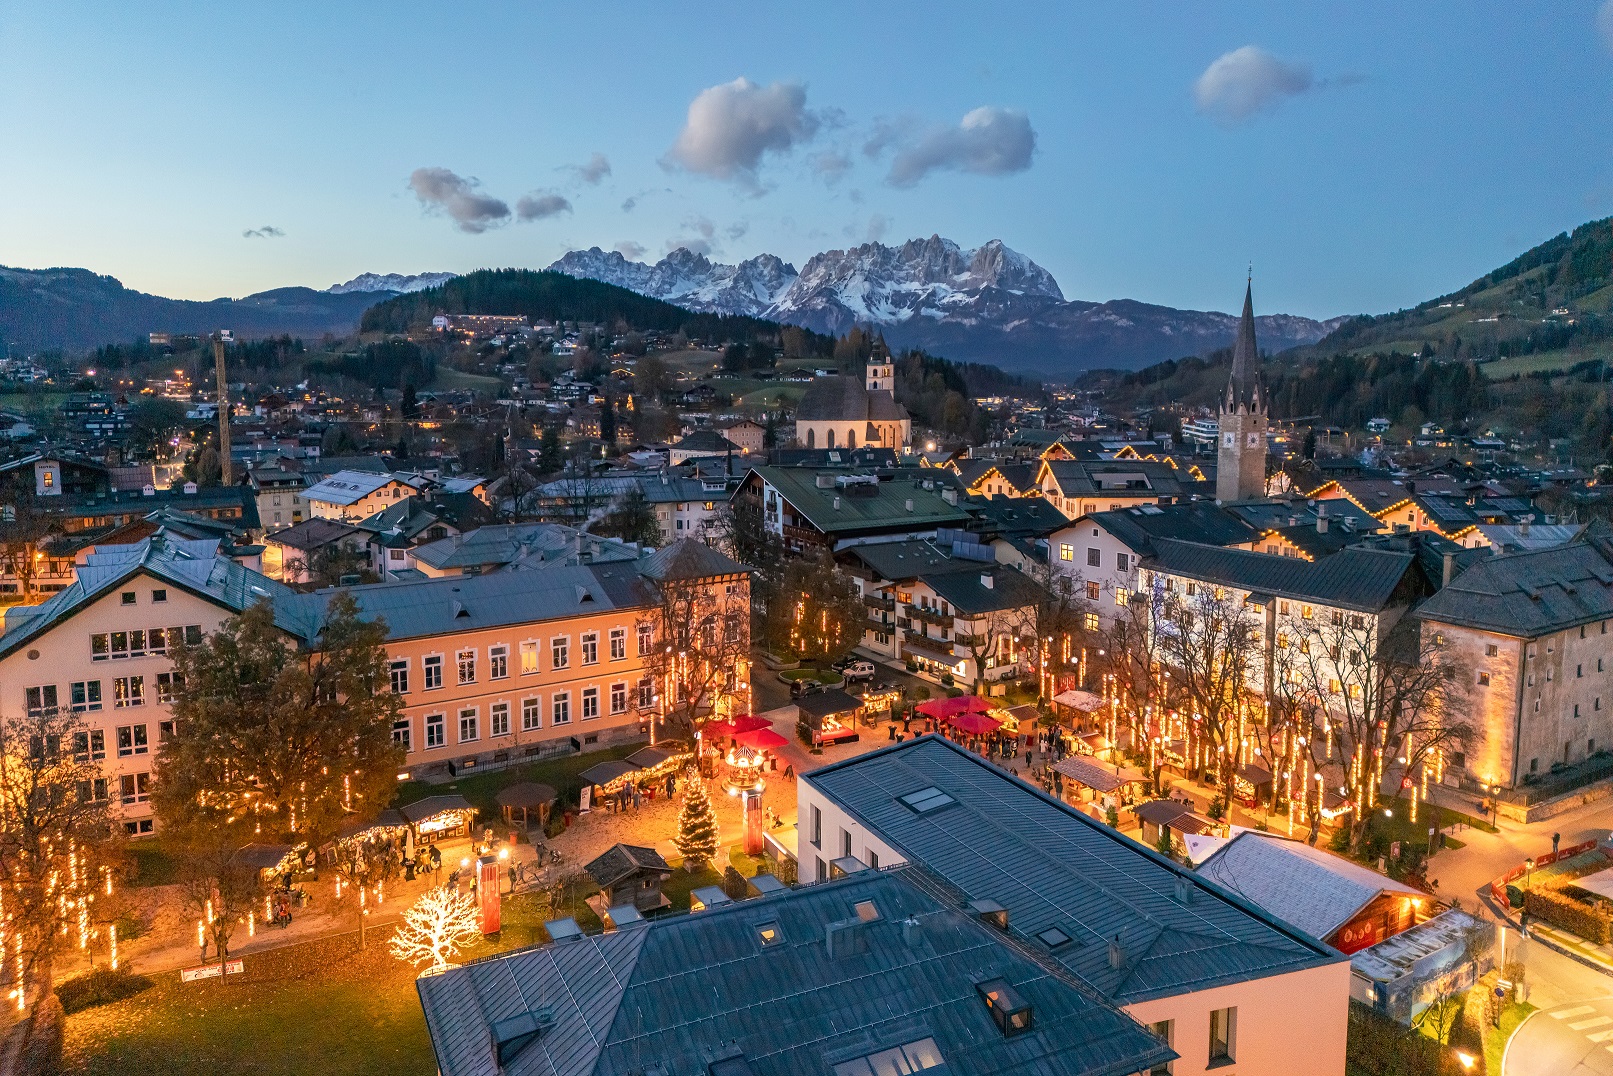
[430,367,505,393]
[0,389,70,418]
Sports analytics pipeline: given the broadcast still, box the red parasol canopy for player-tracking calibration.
[945,711,1003,735]
[705,714,771,738]
[733,727,788,750]
[915,695,993,720]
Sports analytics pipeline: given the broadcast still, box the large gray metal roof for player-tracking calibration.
[804,736,1341,1004]
[1414,532,1613,638]
[415,869,1173,1076]
[1146,538,1417,613]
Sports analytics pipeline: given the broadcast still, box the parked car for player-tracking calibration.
[841,660,876,682]
[790,678,822,698]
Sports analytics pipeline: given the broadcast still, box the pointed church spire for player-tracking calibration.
[1228,276,1259,406]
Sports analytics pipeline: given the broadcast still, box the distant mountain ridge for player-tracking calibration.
[0,266,385,354]
[548,236,1344,374]
[328,271,457,295]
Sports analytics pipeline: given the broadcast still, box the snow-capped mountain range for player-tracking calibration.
[328,271,457,295]
[547,237,1344,373]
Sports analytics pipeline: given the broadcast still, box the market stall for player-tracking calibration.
[400,794,477,845]
[1233,764,1274,810]
[1000,704,1041,736]
[496,782,558,830]
[796,689,864,747]
[232,843,301,886]
[916,695,993,721]
[944,710,1002,736]
[1052,756,1150,805]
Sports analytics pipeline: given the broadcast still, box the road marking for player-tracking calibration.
[1555,1006,1597,1019]
[1589,1030,1613,1042]
[1570,1017,1613,1031]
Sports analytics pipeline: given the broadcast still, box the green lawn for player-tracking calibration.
[431,367,506,393]
[1486,1000,1536,1075]
[391,742,641,818]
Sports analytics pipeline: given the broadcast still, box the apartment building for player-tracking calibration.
[798,736,1351,1076]
[1034,459,1197,520]
[1414,532,1613,791]
[302,469,425,521]
[0,535,302,835]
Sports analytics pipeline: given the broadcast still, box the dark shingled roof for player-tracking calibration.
[415,869,1174,1076]
[585,843,671,890]
[1086,503,1259,556]
[804,736,1341,1004]
[921,563,1049,616]
[636,538,746,581]
[399,794,475,825]
[794,374,909,425]
[1414,531,1613,637]
[1146,539,1418,613]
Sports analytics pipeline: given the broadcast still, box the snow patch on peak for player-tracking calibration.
[327,271,457,295]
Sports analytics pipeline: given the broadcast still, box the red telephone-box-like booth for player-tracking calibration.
[478,855,501,935]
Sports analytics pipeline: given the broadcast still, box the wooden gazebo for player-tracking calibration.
[496,782,558,830]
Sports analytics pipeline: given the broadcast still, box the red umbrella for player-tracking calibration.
[916,695,993,719]
[733,727,788,750]
[945,711,1002,735]
[705,714,771,737]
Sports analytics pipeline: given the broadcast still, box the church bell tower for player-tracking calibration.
[1216,278,1269,502]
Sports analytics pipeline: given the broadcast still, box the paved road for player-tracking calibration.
[1423,791,1612,916]
[1504,933,1613,1076]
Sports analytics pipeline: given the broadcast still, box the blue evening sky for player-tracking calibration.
[4,2,1611,320]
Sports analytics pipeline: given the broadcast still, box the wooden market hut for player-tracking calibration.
[796,688,863,747]
[232,843,300,886]
[1134,799,1218,852]
[399,794,477,844]
[585,843,672,914]
[496,783,558,830]
[1051,756,1151,807]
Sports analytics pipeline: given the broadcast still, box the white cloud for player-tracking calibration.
[1193,46,1314,124]
[614,240,647,260]
[665,235,713,257]
[663,77,820,191]
[1600,0,1613,53]
[812,150,853,184]
[866,214,891,242]
[516,192,573,221]
[242,225,284,239]
[683,215,717,241]
[568,152,612,184]
[408,167,510,233]
[726,221,749,241]
[885,107,1035,188]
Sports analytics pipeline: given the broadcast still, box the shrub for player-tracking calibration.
[1526,886,1613,943]
[722,865,749,901]
[56,966,154,1015]
[112,911,146,943]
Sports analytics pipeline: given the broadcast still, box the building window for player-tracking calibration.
[638,677,653,709]
[581,632,599,666]
[1115,552,1130,573]
[113,677,144,708]
[1085,581,1100,601]
[1059,543,1074,562]
[522,697,541,731]
[423,655,443,690]
[552,692,571,725]
[77,778,110,804]
[1148,1020,1174,1075]
[1087,548,1101,567]
[581,686,600,720]
[121,591,136,605]
[119,772,150,805]
[1084,612,1100,631]
[810,805,822,848]
[490,702,510,737]
[156,672,183,703]
[457,649,476,685]
[1115,587,1129,607]
[1477,671,1491,687]
[637,622,654,656]
[389,660,409,694]
[520,640,539,674]
[489,646,508,679]
[25,685,59,717]
[70,680,102,712]
[116,723,149,759]
[425,713,445,748]
[391,718,411,751]
[457,708,478,743]
[609,628,626,661]
[552,636,570,670]
[1485,643,1499,657]
[1209,1007,1236,1065]
[72,730,106,763]
[610,682,628,715]
[151,589,167,603]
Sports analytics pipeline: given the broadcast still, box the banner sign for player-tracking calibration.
[181,959,244,983]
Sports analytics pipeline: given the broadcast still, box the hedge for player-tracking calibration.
[1525,886,1613,944]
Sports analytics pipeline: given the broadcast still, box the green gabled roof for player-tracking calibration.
[753,466,971,536]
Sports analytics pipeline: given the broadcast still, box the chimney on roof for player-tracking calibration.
[1108,935,1125,969]
[901,916,924,948]
[1521,514,1533,537]
[1317,515,1328,534]
[832,496,841,510]
[1442,552,1457,588]
[905,499,914,513]
[1173,877,1194,904]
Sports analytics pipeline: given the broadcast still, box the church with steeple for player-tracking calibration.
[1216,279,1268,502]
[793,339,911,451]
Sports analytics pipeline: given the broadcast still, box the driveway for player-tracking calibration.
[1424,791,1613,916]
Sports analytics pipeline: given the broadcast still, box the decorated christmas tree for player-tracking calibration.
[675,771,720,871]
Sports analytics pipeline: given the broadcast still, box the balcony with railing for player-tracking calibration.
[902,630,957,660]
[863,593,897,612]
[905,604,953,627]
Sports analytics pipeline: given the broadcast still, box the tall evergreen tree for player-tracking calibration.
[674,771,720,871]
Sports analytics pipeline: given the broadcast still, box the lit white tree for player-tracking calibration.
[388,886,481,974]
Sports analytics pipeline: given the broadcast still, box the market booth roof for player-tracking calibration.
[399,794,476,825]
[626,745,679,770]
[705,715,771,737]
[944,710,1002,736]
[916,695,992,719]
[1053,756,1149,793]
[232,843,297,872]
[495,783,558,810]
[796,688,863,720]
[1053,689,1105,713]
[579,760,641,786]
[336,808,407,839]
[734,726,788,750]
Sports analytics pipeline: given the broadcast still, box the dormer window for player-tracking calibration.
[976,978,1033,1036]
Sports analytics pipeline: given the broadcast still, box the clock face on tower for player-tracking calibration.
[1247,433,1260,447]
[1224,433,1235,447]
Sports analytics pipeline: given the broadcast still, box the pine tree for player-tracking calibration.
[674,771,720,872]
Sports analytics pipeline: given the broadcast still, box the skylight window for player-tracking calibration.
[898,787,955,814]
[755,921,782,947]
[832,1038,945,1076]
[853,900,880,923]
[1036,926,1073,949]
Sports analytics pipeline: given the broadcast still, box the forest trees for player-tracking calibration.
[153,593,404,847]
[765,549,864,666]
